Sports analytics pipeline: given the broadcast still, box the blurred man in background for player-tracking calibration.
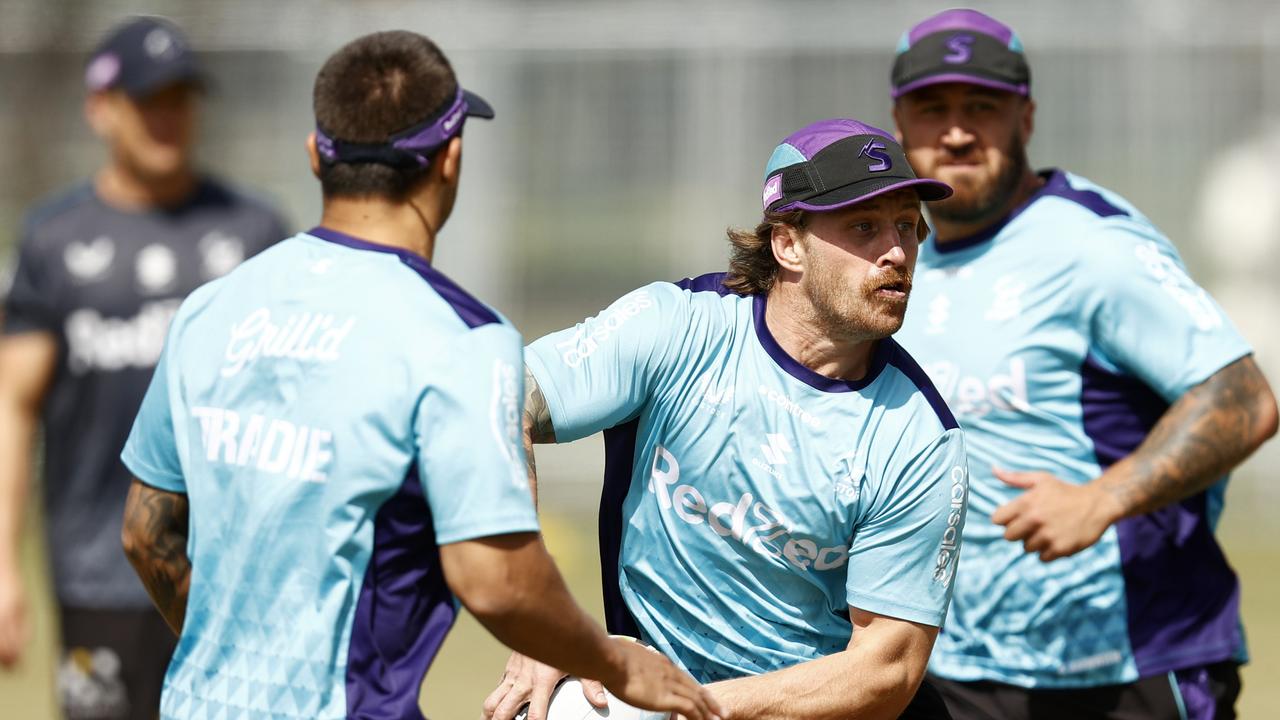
[119,30,718,720]
[891,9,1278,719]
[488,119,967,720]
[0,15,286,720]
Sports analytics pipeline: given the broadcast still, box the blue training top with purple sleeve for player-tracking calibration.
[120,227,539,719]
[525,273,969,682]
[897,170,1253,688]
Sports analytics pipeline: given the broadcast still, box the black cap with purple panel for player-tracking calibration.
[890,8,1031,99]
[762,119,952,214]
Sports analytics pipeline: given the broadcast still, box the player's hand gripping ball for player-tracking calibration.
[514,677,669,720]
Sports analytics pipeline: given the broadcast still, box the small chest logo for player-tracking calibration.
[984,274,1027,323]
[834,452,864,503]
[944,34,975,64]
[199,230,245,279]
[136,244,177,294]
[64,237,115,282]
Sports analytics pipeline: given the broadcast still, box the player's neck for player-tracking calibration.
[932,170,1043,243]
[94,162,197,211]
[318,197,439,262]
[764,285,879,383]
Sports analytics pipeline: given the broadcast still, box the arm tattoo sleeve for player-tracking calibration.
[522,365,556,504]
[122,479,191,636]
[1102,355,1276,517]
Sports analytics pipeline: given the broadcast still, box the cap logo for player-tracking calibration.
[85,53,121,91]
[762,174,783,206]
[441,104,465,133]
[944,34,974,64]
[858,141,892,173]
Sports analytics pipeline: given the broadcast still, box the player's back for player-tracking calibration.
[131,228,535,719]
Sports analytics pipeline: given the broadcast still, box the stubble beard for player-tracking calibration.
[803,261,910,344]
[927,137,1029,226]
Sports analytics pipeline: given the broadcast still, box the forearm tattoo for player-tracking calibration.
[522,366,556,503]
[123,480,191,636]
[1105,356,1272,517]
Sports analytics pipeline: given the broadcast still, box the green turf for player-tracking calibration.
[1,511,1277,718]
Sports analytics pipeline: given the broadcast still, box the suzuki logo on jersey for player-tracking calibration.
[759,433,793,466]
[222,308,356,377]
[858,141,892,172]
[933,466,968,585]
[65,300,180,375]
[984,275,1027,323]
[191,406,334,483]
[556,291,653,368]
[926,358,1030,417]
[490,359,525,489]
[648,445,849,571]
[1133,241,1222,331]
[925,294,951,335]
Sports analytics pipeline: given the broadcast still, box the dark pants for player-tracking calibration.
[930,662,1241,720]
[58,607,178,720]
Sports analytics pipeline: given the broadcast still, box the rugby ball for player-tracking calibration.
[514,678,669,720]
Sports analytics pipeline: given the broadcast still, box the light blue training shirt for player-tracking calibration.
[897,170,1253,688]
[122,227,539,719]
[526,272,969,682]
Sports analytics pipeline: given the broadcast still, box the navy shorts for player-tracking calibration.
[929,662,1241,720]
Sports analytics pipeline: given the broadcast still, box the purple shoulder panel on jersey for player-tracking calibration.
[1080,355,1243,675]
[931,169,1129,256]
[597,274,732,637]
[673,271,735,296]
[885,339,961,431]
[346,467,454,719]
[1039,170,1130,219]
[307,226,500,329]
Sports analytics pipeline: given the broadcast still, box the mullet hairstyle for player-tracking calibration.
[313,31,457,200]
[722,209,808,296]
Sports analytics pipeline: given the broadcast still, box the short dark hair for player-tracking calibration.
[313,31,457,200]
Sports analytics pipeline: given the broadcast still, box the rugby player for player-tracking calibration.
[890,9,1279,719]
[485,119,969,720]
[0,16,285,720]
[117,31,719,720]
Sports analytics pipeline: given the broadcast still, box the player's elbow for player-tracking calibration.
[1252,386,1279,447]
[120,514,147,569]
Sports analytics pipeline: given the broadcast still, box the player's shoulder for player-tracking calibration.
[879,338,960,436]
[19,182,99,247]
[1027,169,1176,267]
[664,271,753,317]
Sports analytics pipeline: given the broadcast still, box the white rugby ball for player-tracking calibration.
[515,678,669,720]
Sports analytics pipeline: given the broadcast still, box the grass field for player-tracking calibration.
[1,508,1277,718]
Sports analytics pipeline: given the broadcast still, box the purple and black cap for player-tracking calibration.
[84,16,206,98]
[762,119,952,213]
[314,86,494,169]
[890,8,1030,99]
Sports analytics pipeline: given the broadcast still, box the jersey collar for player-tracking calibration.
[752,293,897,393]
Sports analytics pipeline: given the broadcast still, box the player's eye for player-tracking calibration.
[850,222,874,233]
[897,220,917,233]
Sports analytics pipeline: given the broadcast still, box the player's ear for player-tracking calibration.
[771,222,805,274]
[438,135,462,187]
[305,132,322,179]
[891,102,905,144]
